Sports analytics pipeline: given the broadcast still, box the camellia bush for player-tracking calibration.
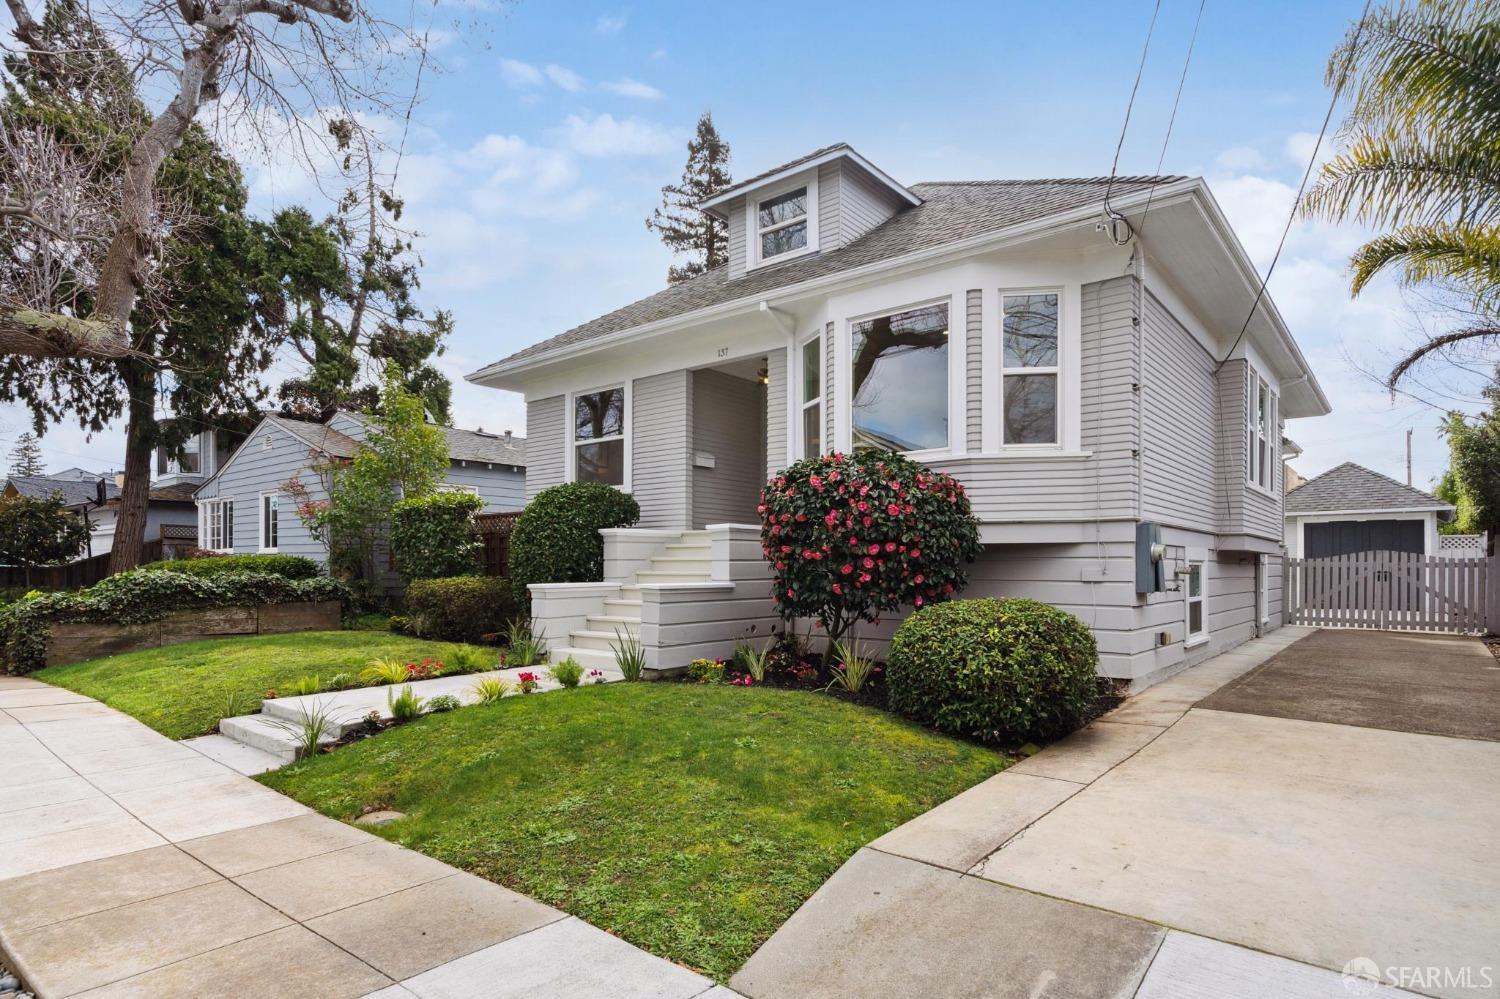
[886,597,1099,745]
[758,449,981,655]
[508,482,641,605]
[391,491,486,581]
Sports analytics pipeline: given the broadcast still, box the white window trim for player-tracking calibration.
[1184,559,1208,648]
[565,381,631,491]
[200,497,234,553]
[1247,367,1277,497]
[982,285,1081,453]
[1259,555,1271,626]
[258,491,280,553]
[840,295,955,459]
[796,331,822,460]
[438,483,480,496]
[746,170,819,271]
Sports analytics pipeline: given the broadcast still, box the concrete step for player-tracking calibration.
[663,542,712,558]
[636,570,712,584]
[647,556,712,574]
[679,530,712,543]
[217,714,312,763]
[569,629,633,653]
[619,584,642,600]
[602,598,643,617]
[547,646,617,670]
[586,615,640,637]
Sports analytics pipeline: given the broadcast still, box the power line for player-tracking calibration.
[1138,0,1208,233]
[1101,0,1166,243]
[1213,0,1376,373]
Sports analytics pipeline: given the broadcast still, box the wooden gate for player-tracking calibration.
[1285,551,1489,634]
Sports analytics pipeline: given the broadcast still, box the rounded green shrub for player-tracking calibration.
[141,553,321,579]
[391,491,486,581]
[508,483,640,604]
[401,576,515,643]
[886,597,1099,745]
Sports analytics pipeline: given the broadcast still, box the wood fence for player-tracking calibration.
[0,539,164,592]
[475,511,521,578]
[1285,551,1490,634]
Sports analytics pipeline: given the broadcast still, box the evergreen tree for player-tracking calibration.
[7,432,44,477]
[645,112,732,285]
[0,493,90,585]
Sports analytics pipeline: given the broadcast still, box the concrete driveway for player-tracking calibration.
[734,627,1500,999]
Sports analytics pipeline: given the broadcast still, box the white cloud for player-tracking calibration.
[594,13,626,34]
[559,113,677,157]
[1284,130,1339,176]
[599,77,663,100]
[1214,146,1266,172]
[544,63,586,93]
[499,58,543,88]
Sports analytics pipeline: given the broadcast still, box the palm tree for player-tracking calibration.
[1300,0,1500,387]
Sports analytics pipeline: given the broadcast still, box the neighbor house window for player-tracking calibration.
[801,335,822,457]
[203,499,233,552]
[851,303,949,453]
[1248,370,1276,490]
[1001,292,1060,445]
[574,386,626,486]
[1186,561,1206,643]
[757,186,808,262]
[259,493,279,552]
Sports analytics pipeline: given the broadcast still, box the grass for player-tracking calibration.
[262,683,1008,981]
[34,631,493,739]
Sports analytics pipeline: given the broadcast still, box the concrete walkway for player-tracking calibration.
[734,627,1500,999]
[0,677,734,998]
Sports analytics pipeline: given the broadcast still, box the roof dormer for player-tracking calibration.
[701,143,919,279]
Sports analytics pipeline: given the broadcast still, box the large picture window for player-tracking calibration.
[1001,293,1059,445]
[851,303,949,453]
[203,499,233,552]
[574,387,626,486]
[757,187,808,261]
[801,335,822,457]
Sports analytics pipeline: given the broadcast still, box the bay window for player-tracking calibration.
[1001,292,1060,445]
[850,303,949,453]
[801,335,822,457]
[574,386,626,486]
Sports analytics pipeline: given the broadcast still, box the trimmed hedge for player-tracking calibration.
[141,553,322,580]
[508,483,640,604]
[391,491,485,581]
[0,570,350,674]
[399,576,515,642]
[886,597,1099,745]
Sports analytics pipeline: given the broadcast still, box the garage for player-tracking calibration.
[1303,518,1423,557]
[1283,461,1453,559]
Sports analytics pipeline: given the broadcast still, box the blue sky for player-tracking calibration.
[8,0,1468,490]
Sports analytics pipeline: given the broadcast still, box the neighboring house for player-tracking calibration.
[2,474,119,559]
[1284,462,1455,558]
[192,412,526,575]
[467,142,1329,687]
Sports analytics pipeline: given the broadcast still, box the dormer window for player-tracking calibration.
[748,173,819,268]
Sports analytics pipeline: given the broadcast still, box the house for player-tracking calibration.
[3,473,120,559]
[1284,461,1457,558]
[467,142,1328,687]
[192,411,526,571]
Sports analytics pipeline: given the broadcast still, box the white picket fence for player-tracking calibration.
[1285,551,1489,634]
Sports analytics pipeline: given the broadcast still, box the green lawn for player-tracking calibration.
[263,683,1008,981]
[34,630,492,739]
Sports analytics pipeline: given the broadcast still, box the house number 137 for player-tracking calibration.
[716,347,729,357]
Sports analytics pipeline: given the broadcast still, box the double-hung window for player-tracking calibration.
[573,386,626,487]
[756,186,809,263]
[1001,292,1060,445]
[1248,369,1276,490]
[850,303,949,453]
[1185,561,1206,644]
[800,335,822,458]
[259,492,279,552]
[203,499,233,552]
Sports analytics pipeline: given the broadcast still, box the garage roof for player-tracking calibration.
[1285,462,1453,515]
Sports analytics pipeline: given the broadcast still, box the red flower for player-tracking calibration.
[862,557,875,569]
[841,563,853,574]
[886,503,900,516]
[868,543,880,555]
[914,595,925,606]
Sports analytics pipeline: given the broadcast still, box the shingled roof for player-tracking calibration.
[473,174,1183,375]
[4,474,117,508]
[1285,462,1453,515]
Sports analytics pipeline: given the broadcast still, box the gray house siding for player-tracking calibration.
[445,463,525,511]
[525,396,565,501]
[631,369,692,529]
[965,288,982,451]
[765,349,787,479]
[691,370,765,527]
[726,195,747,279]
[195,421,329,562]
[836,162,903,245]
[816,161,841,251]
[1141,290,1219,534]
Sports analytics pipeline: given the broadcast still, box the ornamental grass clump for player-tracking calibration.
[886,597,1099,745]
[757,449,980,666]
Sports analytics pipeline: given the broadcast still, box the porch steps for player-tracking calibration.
[547,528,714,671]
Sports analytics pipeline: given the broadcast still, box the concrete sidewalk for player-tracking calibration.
[735,627,1500,999]
[0,677,732,998]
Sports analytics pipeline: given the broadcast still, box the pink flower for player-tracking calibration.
[841,563,853,575]
[887,503,900,516]
[825,511,838,527]
[914,595,925,607]
[832,583,843,595]
[862,557,875,569]
[885,542,897,552]
[914,573,925,584]
[868,544,880,555]
[862,516,873,528]
[857,501,869,512]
